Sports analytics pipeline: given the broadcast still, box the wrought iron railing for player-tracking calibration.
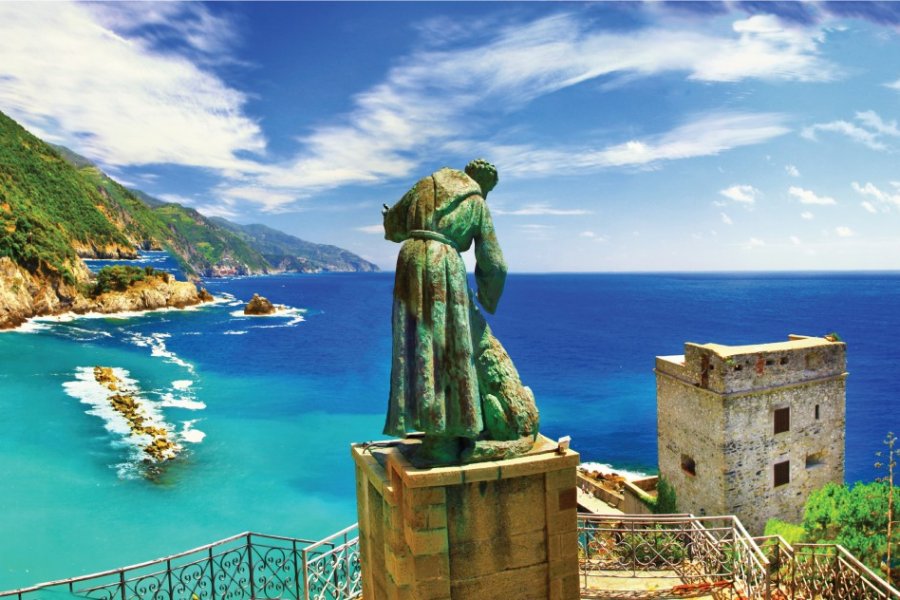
[578,513,771,599]
[0,527,362,600]
[755,535,900,599]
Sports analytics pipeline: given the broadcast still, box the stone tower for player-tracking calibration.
[656,335,846,534]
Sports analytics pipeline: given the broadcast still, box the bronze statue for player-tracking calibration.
[382,159,539,465]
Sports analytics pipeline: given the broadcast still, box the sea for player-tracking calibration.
[1,252,898,589]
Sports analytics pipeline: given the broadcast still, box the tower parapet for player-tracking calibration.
[656,334,846,534]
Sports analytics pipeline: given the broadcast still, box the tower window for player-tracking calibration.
[774,460,790,487]
[815,404,820,420]
[806,451,825,469]
[681,454,696,476]
[774,407,790,434]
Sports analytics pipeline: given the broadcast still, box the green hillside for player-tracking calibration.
[1,110,377,280]
[0,112,134,283]
[152,204,270,276]
[211,219,379,273]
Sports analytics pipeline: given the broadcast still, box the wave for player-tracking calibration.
[229,306,306,328]
[579,462,651,482]
[181,420,206,443]
[224,330,247,335]
[126,332,195,375]
[62,367,181,479]
[159,393,206,411]
[0,320,50,334]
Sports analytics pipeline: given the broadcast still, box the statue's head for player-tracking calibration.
[465,159,498,198]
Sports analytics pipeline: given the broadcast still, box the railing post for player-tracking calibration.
[292,540,301,600]
[302,548,310,600]
[167,559,174,600]
[247,534,255,600]
[790,545,796,600]
[209,546,216,600]
[120,570,127,600]
[630,519,637,577]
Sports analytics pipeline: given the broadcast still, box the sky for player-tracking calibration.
[1,1,900,272]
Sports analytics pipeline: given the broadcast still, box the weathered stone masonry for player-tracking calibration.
[656,335,846,535]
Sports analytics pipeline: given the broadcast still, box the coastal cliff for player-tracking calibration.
[0,257,210,330]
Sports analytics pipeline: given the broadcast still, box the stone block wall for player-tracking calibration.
[353,437,580,599]
[657,335,846,535]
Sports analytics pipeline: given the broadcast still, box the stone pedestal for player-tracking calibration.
[351,436,580,600]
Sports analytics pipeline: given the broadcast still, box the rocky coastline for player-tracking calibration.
[0,257,213,330]
[93,366,180,465]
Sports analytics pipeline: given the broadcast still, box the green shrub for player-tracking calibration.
[764,519,805,545]
[92,265,162,296]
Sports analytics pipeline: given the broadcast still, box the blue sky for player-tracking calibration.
[2,1,900,272]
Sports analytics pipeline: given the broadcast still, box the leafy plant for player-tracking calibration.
[653,477,678,514]
[92,265,164,296]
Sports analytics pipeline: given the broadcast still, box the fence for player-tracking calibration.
[578,513,771,599]
[755,535,900,599]
[0,527,361,600]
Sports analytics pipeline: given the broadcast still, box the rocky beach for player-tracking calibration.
[0,256,213,330]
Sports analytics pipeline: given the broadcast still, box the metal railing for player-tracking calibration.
[755,535,900,599]
[578,513,771,599]
[0,527,362,600]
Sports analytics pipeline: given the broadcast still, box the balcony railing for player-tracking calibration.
[755,535,900,599]
[2,518,897,600]
[0,526,361,600]
[578,513,771,599]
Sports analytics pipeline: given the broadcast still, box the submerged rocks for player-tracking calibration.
[92,366,180,465]
[244,293,276,315]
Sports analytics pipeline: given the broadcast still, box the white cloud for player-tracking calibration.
[856,110,900,137]
[493,204,591,216]
[0,2,266,174]
[485,112,789,177]
[789,186,836,205]
[356,225,384,234]
[790,235,801,246]
[579,231,607,242]
[721,212,734,225]
[747,237,765,248]
[801,211,814,220]
[0,6,831,213]
[887,79,900,91]
[852,181,900,211]
[802,110,900,151]
[785,164,800,177]
[216,186,300,212]
[519,224,553,241]
[256,11,813,192]
[720,184,760,204]
[835,226,854,238]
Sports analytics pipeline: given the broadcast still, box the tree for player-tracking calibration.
[653,477,677,514]
[875,431,898,586]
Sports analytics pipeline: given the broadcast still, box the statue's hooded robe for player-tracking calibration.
[382,168,506,439]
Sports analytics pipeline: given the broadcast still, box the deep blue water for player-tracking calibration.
[1,259,898,589]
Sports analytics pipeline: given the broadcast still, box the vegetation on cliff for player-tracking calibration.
[0,112,134,283]
[91,265,166,296]
[3,110,376,281]
[212,219,379,273]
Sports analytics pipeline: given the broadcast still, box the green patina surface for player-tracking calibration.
[382,160,539,466]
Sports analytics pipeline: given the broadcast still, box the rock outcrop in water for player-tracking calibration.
[244,293,276,315]
[0,258,212,330]
[93,367,179,463]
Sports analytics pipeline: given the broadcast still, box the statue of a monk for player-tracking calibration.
[382,159,539,465]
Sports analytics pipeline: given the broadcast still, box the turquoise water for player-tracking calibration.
[2,263,899,589]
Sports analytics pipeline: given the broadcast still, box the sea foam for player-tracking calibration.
[62,367,181,478]
[579,462,651,482]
